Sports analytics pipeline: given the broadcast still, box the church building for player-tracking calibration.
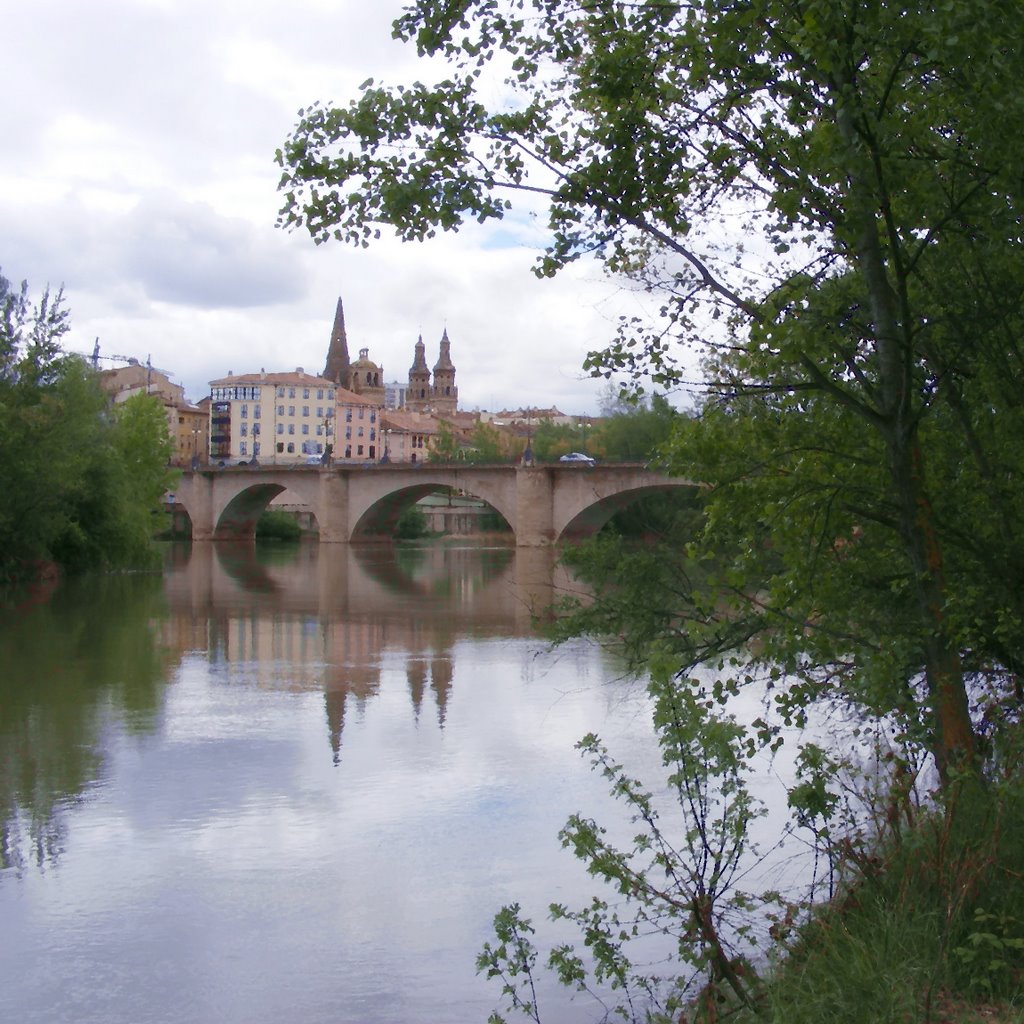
[322,298,459,416]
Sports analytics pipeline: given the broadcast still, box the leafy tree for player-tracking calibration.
[529,418,579,462]
[595,393,678,463]
[430,419,512,463]
[276,7,1024,1015]
[0,271,178,577]
[467,419,510,462]
[428,420,464,463]
[277,0,1024,784]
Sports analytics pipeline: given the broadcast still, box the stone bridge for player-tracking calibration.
[172,463,694,547]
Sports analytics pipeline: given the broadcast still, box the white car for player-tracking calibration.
[559,452,596,465]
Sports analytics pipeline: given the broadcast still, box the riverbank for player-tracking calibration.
[725,781,1024,1024]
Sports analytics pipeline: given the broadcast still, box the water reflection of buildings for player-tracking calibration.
[159,541,581,763]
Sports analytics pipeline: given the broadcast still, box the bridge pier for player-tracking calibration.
[188,472,217,542]
[515,467,555,547]
[316,471,350,543]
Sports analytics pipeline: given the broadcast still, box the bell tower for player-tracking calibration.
[430,328,458,416]
[407,335,432,412]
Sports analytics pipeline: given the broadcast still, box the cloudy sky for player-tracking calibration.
[0,0,683,414]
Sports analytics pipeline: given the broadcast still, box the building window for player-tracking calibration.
[288,424,295,435]
[369,445,376,459]
[316,389,323,400]
[253,405,261,418]
[357,445,364,456]
[254,442,261,456]
[316,407,323,419]
[302,406,309,417]
[288,405,295,416]
[370,411,376,424]
[252,423,261,436]
[277,442,284,453]
[358,407,365,420]
[303,388,310,399]
[240,442,248,456]
[287,443,295,453]
[357,426,364,438]
[345,427,352,440]
[316,424,323,436]
[328,389,335,400]
[370,428,376,441]
[326,423,333,437]
[277,387,285,398]
[277,424,284,435]
[302,424,309,435]
[345,446,351,458]
[240,404,248,418]
[289,388,295,398]
[277,405,284,416]
[240,423,248,437]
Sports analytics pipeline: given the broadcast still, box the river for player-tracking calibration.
[1,541,673,1024]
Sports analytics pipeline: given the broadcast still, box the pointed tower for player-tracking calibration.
[430,328,458,416]
[407,334,432,412]
[323,297,351,388]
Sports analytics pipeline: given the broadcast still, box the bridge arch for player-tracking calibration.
[555,483,699,542]
[349,482,512,539]
[345,467,518,541]
[174,469,330,541]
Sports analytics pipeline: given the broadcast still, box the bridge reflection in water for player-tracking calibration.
[160,541,590,765]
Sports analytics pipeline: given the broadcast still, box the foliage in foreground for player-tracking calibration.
[274,0,1024,1017]
[476,671,1024,1023]
[0,270,178,578]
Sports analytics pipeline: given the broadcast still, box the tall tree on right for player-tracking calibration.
[277,0,1024,782]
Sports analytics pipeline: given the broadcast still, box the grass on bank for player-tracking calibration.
[729,780,1024,1024]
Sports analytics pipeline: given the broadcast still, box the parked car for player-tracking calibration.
[559,452,596,465]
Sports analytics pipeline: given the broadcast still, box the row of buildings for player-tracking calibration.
[97,298,555,467]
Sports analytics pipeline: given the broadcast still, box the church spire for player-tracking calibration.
[323,297,351,386]
[433,327,455,371]
[409,334,429,374]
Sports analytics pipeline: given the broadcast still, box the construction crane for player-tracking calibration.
[90,340,172,380]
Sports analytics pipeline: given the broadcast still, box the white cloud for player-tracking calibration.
[0,0,692,413]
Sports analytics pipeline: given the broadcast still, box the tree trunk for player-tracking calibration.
[833,80,977,783]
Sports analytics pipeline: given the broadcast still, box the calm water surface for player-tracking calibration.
[1,542,667,1024]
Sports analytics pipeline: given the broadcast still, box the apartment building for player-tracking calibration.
[208,369,383,465]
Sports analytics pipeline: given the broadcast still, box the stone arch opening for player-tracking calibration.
[166,496,194,539]
[351,484,513,540]
[214,483,321,540]
[557,484,699,543]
